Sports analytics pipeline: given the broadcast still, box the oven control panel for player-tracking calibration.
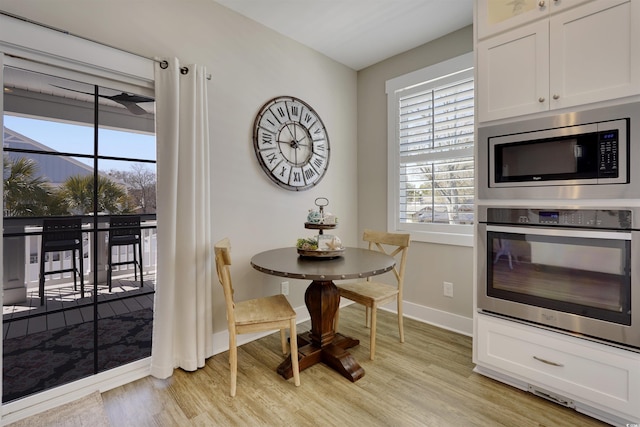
[485,208,632,229]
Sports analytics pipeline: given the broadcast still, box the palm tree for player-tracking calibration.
[3,156,54,216]
[60,174,131,214]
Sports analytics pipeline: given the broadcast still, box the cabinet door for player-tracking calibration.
[477,0,547,40]
[550,0,640,109]
[477,20,549,123]
[477,0,594,39]
[476,314,640,420]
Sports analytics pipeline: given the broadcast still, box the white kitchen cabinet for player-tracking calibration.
[478,20,549,121]
[477,0,640,122]
[475,313,640,424]
[477,0,592,40]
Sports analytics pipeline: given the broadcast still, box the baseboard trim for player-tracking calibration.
[1,358,150,425]
[211,300,472,356]
[398,301,473,337]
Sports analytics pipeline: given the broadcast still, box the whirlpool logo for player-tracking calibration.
[542,313,557,322]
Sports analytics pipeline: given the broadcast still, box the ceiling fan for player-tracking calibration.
[51,84,154,115]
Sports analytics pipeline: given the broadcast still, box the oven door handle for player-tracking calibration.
[486,225,632,240]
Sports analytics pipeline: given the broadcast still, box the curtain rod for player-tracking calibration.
[158,60,212,81]
[0,10,211,81]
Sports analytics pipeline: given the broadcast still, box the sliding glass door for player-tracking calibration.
[2,64,156,402]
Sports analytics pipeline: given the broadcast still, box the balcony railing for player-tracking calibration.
[3,215,157,305]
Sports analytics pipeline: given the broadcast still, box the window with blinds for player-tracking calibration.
[397,70,474,226]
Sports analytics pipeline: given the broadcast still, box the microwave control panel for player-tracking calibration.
[485,208,631,230]
[598,130,619,177]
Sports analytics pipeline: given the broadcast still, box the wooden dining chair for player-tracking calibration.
[335,229,410,360]
[214,238,300,397]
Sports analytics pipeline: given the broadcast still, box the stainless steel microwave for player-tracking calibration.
[478,102,640,200]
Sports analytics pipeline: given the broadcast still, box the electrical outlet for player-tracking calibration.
[443,281,454,298]
[281,281,289,295]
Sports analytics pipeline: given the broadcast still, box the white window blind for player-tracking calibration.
[398,73,474,226]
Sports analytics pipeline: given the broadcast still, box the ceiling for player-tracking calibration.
[213,0,474,70]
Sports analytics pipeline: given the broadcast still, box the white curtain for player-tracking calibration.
[151,57,213,378]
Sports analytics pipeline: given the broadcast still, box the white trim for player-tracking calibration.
[0,14,153,88]
[383,300,473,337]
[406,228,473,247]
[386,52,474,94]
[387,52,475,245]
[0,52,3,406]
[211,300,471,360]
[1,358,150,425]
[0,16,156,420]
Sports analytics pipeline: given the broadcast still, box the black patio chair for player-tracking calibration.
[107,216,143,291]
[39,217,85,305]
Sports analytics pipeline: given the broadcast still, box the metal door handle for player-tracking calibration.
[533,355,564,367]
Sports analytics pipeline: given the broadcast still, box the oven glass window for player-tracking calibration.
[487,231,631,325]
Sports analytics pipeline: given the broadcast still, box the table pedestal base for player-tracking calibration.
[277,332,364,382]
[277,279,365,382]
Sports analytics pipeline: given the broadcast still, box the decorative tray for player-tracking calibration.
[297,248,345,258]
[304,222,337,230]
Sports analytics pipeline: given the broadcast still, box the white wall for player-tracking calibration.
[0,0,358,333]
[357,26,475,332]
[0,1,476,336]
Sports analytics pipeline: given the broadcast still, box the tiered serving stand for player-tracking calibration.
[297,198,344,258]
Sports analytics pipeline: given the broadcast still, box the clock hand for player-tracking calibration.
[285,124,296,141]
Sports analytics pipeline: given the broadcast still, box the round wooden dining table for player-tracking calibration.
[250,247,395,382]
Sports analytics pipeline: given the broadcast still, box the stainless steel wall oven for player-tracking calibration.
[477,206,640,349]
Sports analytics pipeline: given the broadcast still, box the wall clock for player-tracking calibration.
[253,96,330,191]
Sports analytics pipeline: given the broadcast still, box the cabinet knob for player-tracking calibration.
[538,97,545,103]
[553,94,560,100]
[538,0,545,7]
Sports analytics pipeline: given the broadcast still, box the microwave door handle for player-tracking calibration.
[486,225,631,241]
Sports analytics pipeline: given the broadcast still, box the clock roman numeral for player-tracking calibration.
[292,171,302,183]
[276,106,286,118]
[265,152,278,164]
[278,166,287,178]
[291,105,299,116]
[313,157,324,169]
[304,168,317,180]
[303,113,313,124]
[261,132,274,145]
[315,143,325,152]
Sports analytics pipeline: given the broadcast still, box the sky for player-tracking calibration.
[4,115,156,172]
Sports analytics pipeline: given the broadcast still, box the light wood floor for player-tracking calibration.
[101,305,609,426]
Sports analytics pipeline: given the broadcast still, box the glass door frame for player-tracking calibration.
[1,54,157,405]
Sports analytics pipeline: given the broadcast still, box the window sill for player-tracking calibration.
[393,226,474,247]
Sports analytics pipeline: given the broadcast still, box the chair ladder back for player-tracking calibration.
[109,216,141,237]
[43,218,82,243]
[214,238,236,328]
[363,229,410,287]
